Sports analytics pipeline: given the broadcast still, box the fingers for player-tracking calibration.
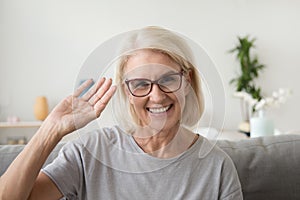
[88,78,114,105]
[73,77,117,118]
[74,79,94,97]
[81,78,106,101]
[94,85,117,116]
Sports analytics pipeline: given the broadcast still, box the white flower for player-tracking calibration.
[234,88,292,112]
[254,99,266,110]
[254,88,291,111]
[233,91,257,106]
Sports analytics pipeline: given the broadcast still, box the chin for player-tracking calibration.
[147,118,180,132]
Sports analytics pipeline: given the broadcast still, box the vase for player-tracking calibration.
[34,96,49,121]
[238,99,252,136]
[250,110,274,138]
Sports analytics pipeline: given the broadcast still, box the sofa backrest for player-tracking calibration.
[0,134,299,200]
[216,134,300,200]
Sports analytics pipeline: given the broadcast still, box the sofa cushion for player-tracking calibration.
[216,134,300,200]
[0,143,65,176]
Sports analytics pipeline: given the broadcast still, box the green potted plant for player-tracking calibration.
[229,36,266,135]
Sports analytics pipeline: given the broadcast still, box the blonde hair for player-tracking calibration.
[113,26,204,133]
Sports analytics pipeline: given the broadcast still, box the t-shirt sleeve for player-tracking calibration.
[42,141,84,199]
[219,154,243,200]
[221,188,243,200]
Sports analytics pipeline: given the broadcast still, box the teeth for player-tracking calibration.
[148,105,170,113]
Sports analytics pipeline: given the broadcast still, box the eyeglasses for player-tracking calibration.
[125,71,184,97]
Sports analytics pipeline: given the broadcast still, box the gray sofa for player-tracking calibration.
[0,134,299,200]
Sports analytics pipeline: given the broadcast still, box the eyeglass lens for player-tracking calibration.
[127,73,182,97]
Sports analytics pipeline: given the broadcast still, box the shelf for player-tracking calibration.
[0,121,42,128]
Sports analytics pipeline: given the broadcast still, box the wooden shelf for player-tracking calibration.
[0,121,42,128]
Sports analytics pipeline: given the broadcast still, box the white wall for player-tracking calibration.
[1,0,300,142]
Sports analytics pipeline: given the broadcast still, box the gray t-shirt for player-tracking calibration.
[42,126,243,200]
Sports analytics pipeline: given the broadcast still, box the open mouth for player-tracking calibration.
[147,105,172,114]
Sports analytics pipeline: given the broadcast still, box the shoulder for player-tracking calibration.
[194,136,240,182]
[194,137,243,198]
[64,125,134,156]
[54,126,127,159]
[71,125,127,147]
[196,136,233,162]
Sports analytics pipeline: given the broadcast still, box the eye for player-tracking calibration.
[159,74,179,85]
[130,80,151,89]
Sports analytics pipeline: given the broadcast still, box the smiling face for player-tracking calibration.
[123,50,190,133]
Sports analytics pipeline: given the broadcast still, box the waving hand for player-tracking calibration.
[46,77,117,138]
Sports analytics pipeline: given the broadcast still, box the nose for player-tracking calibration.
[149,84,166,102]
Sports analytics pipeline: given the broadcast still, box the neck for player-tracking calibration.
[132,125,198,158]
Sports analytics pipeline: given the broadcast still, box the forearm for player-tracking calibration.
[0,121,62,200]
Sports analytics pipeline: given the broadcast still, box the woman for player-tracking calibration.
[0,27,243,199]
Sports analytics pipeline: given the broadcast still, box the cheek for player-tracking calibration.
[129,96,146,111]
[172,91,186,111]
[124,87,147,108]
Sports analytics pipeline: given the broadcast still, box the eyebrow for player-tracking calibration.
[124,70,180,81]
[162,70,179,76]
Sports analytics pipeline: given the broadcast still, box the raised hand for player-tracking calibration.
[45,77,117,138]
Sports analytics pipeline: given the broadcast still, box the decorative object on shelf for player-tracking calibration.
[229,36,265,136]
[251,88,291,137]
[236,88,291,137]
[250,110,274,138]
[234,92,257,136]
[253,88,292,111]
[33,96,49,121]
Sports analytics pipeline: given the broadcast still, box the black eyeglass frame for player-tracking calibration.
[124,71,185,97]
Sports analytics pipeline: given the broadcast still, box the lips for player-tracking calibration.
[147,105,172,114]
